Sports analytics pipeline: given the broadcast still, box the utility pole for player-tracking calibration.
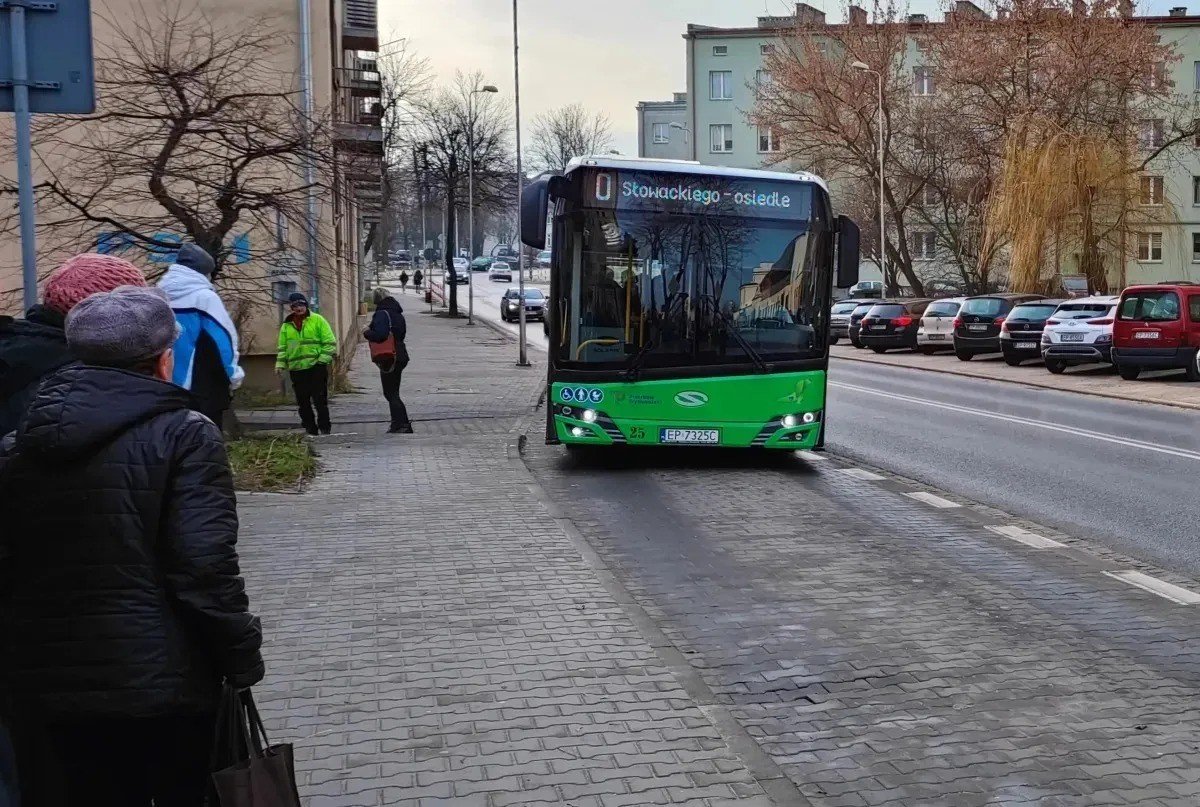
[513,0,529,366]
[445,129,461,316]
[469,84,500,326]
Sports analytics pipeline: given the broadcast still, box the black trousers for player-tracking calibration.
[379,365,411,427]
[13,712,215,807]
[290,364,331,434]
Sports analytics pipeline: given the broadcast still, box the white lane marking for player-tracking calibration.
[840,468,886,481]
[1104,571,1200,605]
[829,382,1200,463]
[904,491,962,509]
[986,525,1066,549]
[795,450,828,461]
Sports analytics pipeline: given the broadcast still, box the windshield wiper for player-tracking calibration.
[699,296,770,373]
[623,336,658,381]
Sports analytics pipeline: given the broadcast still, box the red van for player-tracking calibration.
[1111,282,1200,381]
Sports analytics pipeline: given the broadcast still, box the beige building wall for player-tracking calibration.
[0,0,382,390]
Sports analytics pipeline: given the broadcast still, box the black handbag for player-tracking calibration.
[209,686,301,807]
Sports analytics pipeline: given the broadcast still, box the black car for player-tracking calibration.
[953,294,1045,361]
[858,299,934,353]
[501,288,546,322]
[848,300,892,348]
[999,299,1064,366]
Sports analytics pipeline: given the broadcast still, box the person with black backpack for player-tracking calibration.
[363,287,412,434]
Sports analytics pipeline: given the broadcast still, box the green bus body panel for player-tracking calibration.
[551,370,826,449]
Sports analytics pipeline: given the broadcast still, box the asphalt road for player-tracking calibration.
[454,275,1198,577]
[827,358,1200,576]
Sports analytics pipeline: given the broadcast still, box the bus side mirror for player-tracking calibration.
[521,176,551,250]
[836,215,860,289]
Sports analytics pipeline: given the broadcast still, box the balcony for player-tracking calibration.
[337,67,381,98]
[334,104,383,156]
[343,0,378,51]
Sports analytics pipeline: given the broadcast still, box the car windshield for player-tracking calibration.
[924,301,960,317]
[866,304,906,318]
[1053,303,1111,320]
[962,298,1005,316]
[831,301,859,314]
[521,289,545,300]
[1119,291,1181,322]
[553,178,825,369]
[1009,304,1059,321]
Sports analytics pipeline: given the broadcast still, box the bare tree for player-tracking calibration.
[528,103,613,174]
[1,5,338,309]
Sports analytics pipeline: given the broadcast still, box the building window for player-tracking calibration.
[1140,119,1165,149]
[756,69,772,86]
[757,125,781,153]
[713,45,728,56]
[913,66,934,96]
[921,185,938,207]
[1192,233,1200,263]
[912,231,936,259]
[710,70,734,100]
[1195,61,1200,91]
[1148,61,1166,90]
[1193,176,1200,205]
[817,41,829,56]
[1194,119,1200,148]
[652,123,670,144]
[710,124,734,153]
[761,43,775,55]
[1140,175,1164,206]
[1137,231,1163,262]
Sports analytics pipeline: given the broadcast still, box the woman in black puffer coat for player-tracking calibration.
[0,289,263,807]
[363,287,413,433]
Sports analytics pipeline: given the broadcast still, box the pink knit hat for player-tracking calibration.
[43,253,148,314]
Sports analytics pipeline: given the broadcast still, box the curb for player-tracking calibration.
[832,351,1200,413]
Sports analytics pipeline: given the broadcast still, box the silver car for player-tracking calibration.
[830,298,872,344]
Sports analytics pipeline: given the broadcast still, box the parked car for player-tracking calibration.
[848,300,889,348]
[1112,282,1200,381]
[953,293,1046,361]
[999,299,1064,366]
[470,256,493,272]
[489,261,513,282]
[1041,296,1120,374]
[847,280,883,299]
[830,299,871,344]
[859,299,934,353]
[388,250,412,267]
[501,288,546,322]
[916,297,966,353]
[535,250,552,268]
[444,257,470,285]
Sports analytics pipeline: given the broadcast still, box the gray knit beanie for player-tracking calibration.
[65,286,180,367]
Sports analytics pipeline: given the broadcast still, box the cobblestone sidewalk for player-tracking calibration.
[234,303,788,806]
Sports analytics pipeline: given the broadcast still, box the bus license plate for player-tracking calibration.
[660,428,720,445]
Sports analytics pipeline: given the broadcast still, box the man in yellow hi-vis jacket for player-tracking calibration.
[276,292,337,435]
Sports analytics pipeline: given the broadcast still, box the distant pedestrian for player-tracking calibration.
[363,287,412,434]
[0,253,146,437]
[412,268,423,290]
[158,243,245,428]
[276,292,336,435]
[0,286,264,807]
[399,270,409,292]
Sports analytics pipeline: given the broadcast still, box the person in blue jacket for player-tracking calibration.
[157,244,245,427]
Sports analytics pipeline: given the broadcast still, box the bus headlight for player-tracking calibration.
[802,412,817,424]
[571,426,585,437]
[782,414,798,428]
[582,409,598,423]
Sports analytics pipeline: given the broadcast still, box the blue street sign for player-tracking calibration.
[0,0,95,114]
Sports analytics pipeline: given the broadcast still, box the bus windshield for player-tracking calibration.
[551,181,826,372]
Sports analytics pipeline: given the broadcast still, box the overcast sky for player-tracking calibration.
[381,0,1186,157]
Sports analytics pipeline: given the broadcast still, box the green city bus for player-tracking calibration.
[520,156,860,450]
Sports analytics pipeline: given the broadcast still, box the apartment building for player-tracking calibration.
[638,2,1200,289]
[0,0,383,389]
[636,93,690,160]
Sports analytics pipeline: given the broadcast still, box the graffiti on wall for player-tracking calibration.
[95,232,252,265]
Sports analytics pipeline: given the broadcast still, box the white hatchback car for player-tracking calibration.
[1040,295,1120,374]
[488,261,513,282]
[916,297,966,353]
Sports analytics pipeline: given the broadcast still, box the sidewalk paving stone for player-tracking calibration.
[233,302,784,806]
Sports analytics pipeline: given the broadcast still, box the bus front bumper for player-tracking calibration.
[552,404,823,449]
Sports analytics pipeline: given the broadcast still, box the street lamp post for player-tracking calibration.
[512,0,530,366]
[468,84,499,326]
[852,61,886,294]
